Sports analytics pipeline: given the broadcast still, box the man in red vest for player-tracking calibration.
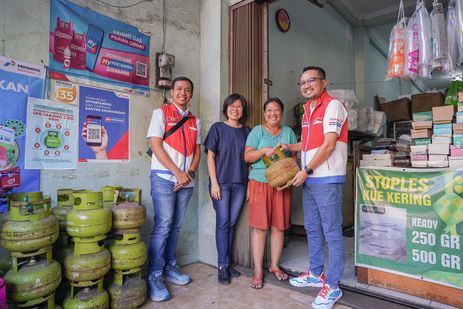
[280,66,348,309]
[146,76,201,302]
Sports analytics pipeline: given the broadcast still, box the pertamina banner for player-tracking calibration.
[356,167,463,289]
[0,56,46,213]
[49,0,150,96]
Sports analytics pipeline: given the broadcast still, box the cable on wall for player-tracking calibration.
[93,0,153,9]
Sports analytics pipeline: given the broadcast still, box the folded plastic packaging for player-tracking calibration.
[357,107,374,133]
[386,0,406,80]
[348,109,358,131]
[416,0,432,79]
[405,12,419,79]
[328,89,360,131]
[455,0,463,63]
[431,1,448,69]
[444,0,459,74]
[327,89,358,109]
[367,111,387,136]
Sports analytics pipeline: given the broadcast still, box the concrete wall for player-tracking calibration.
[196,0,237,267]
[0,0,201,265]
[268,0,355,126]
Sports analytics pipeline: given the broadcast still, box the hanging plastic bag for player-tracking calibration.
[386,0,406,80]
[405,12,420,79]
[415,0,432,79]
[455,0,463,64]
[431,0,448,69]
[444,0,459,74]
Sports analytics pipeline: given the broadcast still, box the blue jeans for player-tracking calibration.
[210,183,246,268]
[149,172,193,275]
[302,183,344,288]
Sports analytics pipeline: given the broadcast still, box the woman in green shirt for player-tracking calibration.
[244,97,297,289]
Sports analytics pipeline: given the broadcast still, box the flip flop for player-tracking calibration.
[250,274,263,289]
[269,268,288,281]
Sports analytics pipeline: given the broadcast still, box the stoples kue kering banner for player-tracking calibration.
[0,55,46,213]
[356,167,463,289]
[25,98,78,170]
[49,0,150,96]
[78,85,129,163]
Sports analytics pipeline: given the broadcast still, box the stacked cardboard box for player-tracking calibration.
[410,119,432,167]
[427,106,454,167]
[360,139,396,167]
[360,153,394,167]
[410,145,427,167]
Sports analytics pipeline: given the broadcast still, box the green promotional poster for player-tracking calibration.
[355,167,463,289]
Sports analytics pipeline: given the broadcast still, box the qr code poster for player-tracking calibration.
[25,97,79,169]
[78,85,129,163]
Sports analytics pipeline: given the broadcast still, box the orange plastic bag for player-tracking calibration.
[386,0,406,80]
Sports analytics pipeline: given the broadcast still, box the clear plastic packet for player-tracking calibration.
[416,0,432,79]
[444,0,459,74]
[386,0,406,80]
[405,12,419,79]
[431,0,448,69]
[455,0,463,64]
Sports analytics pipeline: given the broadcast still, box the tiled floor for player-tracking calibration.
[279,234,458,309]
[141,262,419,309]
[141,263,351,309]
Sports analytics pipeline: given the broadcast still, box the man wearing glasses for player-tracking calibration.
[279,66,348,309]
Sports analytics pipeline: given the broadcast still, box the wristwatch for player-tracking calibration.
[304,166,314,176]
[187,169,196,179]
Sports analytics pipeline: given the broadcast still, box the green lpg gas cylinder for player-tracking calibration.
[5,257,61,303]
[100,186,122,209]
[117,188,141,204]
[111,202,145,230]
[66,207,112,238]
[53,189,75,232]
[108,277,146,309]
[72,191,102,211]
[64,249,111,282]
[53,233,73,269]
[0,243,11,276]
[109,231,146,272]
[63,287,109,309]
[1,211,59,253]
[8,192,52,221]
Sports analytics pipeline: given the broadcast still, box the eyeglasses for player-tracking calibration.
[297,77,323,86]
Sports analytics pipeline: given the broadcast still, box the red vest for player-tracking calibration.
[161,103,197,157]
[301,90,348,152]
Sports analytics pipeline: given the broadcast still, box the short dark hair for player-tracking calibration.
[301,66,326,79]
[263,97,284,112]
[171,76,194,93]
[222,93,248,124]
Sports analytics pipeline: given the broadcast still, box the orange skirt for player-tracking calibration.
[248,179,291,230]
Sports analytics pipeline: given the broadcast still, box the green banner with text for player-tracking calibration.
[355,167,463,289]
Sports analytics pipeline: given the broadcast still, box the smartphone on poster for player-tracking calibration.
[85,24,104,71]
[86,115,102,146]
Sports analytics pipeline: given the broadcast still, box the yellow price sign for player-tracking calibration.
[55,85,77,103]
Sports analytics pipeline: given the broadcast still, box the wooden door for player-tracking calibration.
[230,0,268,267]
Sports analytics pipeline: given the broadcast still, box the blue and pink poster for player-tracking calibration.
[49,0,150,96]
[0,56,46,213]
[78,85,129,162]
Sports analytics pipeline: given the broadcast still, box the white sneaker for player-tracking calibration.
[289,271,326,288]
[312,284,343,309]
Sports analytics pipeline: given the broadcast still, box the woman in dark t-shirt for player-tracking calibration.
[203,93,250,285]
